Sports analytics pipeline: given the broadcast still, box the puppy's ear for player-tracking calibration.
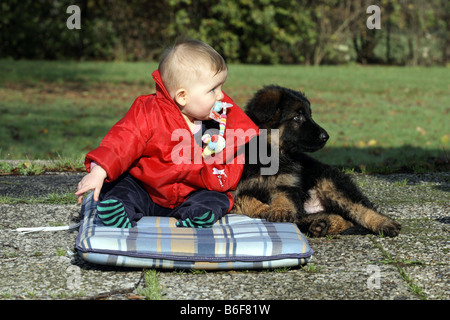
[245,86,283,126]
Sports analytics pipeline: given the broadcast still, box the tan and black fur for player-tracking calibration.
[231,86,401,237]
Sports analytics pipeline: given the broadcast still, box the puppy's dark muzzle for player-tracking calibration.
[319,132,329,143]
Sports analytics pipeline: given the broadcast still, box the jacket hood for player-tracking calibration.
[152,70,171,99]
[152,69,180,111]
[152,69,194,131]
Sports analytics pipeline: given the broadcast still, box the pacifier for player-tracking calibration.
[208,101,233,122]
[202,101,233,158]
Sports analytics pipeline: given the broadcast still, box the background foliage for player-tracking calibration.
[1,0,448,65]
[1,60,448,172]
[0,1,448,172]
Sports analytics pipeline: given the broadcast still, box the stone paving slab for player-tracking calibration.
[0,172,448,300]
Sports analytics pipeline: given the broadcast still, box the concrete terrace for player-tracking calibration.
[0,171,448,300]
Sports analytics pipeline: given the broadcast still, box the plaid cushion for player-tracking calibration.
[75,192,313,270]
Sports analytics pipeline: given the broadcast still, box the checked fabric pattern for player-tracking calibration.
[75,192,314,270]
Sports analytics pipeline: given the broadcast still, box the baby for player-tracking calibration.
[75,39,259,228]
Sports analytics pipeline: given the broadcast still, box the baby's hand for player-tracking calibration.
[75,165,107,204]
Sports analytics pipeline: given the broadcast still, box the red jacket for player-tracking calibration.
[85,70,259,211]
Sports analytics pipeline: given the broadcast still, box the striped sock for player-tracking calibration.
[97,199,132,228]
[176,211,216,228]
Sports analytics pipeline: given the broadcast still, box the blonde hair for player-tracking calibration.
[158,39,227,96]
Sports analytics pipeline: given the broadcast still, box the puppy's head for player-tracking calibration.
[246,85,329,154]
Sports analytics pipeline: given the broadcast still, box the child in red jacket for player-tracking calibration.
[75,39,259,228]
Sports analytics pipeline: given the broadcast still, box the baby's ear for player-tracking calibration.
[174,88,187,106]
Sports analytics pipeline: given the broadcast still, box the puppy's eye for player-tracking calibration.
[293,115,305,122]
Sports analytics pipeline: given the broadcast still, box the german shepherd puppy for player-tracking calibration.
[231,86,401,237]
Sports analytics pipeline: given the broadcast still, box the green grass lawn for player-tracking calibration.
[0,59,448,172]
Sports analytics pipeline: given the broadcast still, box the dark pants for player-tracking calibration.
[98,173,230,227]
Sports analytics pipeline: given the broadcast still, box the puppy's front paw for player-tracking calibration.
[309,219,329,237]
[267,206,297,223]
[377,219,401,237]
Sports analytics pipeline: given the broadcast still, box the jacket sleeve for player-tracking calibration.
[84,96,153,182]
